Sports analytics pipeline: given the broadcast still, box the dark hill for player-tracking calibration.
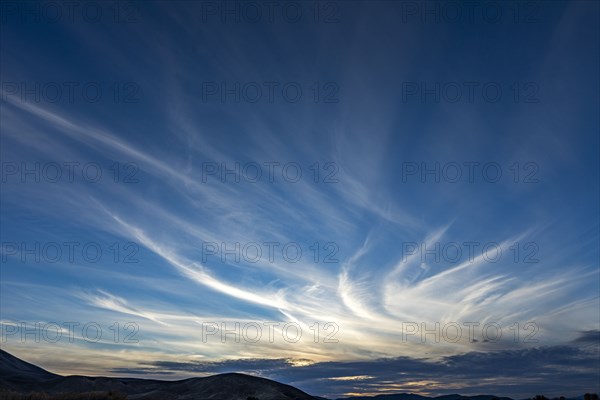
[0,350,314,399]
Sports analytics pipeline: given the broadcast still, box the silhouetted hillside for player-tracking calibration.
[0,350,314,400]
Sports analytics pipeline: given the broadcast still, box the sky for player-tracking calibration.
[0,0,599,398]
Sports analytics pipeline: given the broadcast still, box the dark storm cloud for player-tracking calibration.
[573,330,600,344]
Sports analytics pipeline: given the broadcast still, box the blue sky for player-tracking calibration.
[0,1,599,398]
